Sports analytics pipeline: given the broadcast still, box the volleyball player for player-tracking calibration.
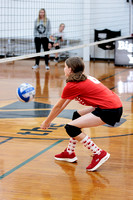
[40,57,123,171]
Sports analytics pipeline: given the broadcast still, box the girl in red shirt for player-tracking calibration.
[40,57,123,171]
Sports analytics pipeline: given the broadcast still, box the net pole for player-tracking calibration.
[129,0,133,35]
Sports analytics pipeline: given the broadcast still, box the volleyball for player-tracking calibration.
[16,83,35,103]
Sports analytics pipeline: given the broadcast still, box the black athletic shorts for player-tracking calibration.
[92,107,123,126]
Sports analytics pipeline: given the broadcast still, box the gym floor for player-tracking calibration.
[0,59,132,200]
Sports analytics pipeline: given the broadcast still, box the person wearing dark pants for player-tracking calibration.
[32,8,51,70]
[34,37,49,67]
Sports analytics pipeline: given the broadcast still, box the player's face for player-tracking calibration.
[39,10,45,19]
[64,63,72,77]
[59,25,65,32]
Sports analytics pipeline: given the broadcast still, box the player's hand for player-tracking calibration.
[40,120,51,130]
[51,36,55,41]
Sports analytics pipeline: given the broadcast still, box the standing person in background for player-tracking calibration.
[49,23,65,63]
[32,8,51,70]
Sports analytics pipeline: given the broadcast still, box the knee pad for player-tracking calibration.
[72,111,81,120]
[55,46,60,49]
[65,124,81,137]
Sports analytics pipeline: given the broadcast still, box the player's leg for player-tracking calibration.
[53,43,60,62]
[48,42,52,50]
[54,110,81,162]
[54,107,96,162]
[32,37,41,69]
[78,107,95,116]
[42,37,49,69]
[69,112,105,129]
[64,113,110,171]
[65,108,96,153]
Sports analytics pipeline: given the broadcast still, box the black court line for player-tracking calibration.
[99,68,129,90]
[99,68,128,81]
[0,140,63,180]
[126,96,133,101]
[0,137,13,144]
[0,133,132,141]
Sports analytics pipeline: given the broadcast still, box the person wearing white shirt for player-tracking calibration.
[49,23,65,62]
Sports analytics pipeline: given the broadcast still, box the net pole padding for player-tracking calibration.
[0,35,130,64]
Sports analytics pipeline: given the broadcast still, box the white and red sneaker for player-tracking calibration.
[54,148,78,163]
[86,150,110,171]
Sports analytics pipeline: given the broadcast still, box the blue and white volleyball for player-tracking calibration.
[16,83,35,102]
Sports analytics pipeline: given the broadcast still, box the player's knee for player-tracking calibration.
[55,45,60,49]
[72,111,81,120]
[64,124,81,137]
[48,43,52,49]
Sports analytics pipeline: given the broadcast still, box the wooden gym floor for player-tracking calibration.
[0,59,133,200]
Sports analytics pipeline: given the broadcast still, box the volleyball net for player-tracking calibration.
[0,0,132,63]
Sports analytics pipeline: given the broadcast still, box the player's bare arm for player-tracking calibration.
[40,98,71,129]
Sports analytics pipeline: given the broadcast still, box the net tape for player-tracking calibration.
[0,35,130,63]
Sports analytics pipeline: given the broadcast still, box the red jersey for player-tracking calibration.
[61,76,122,109]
